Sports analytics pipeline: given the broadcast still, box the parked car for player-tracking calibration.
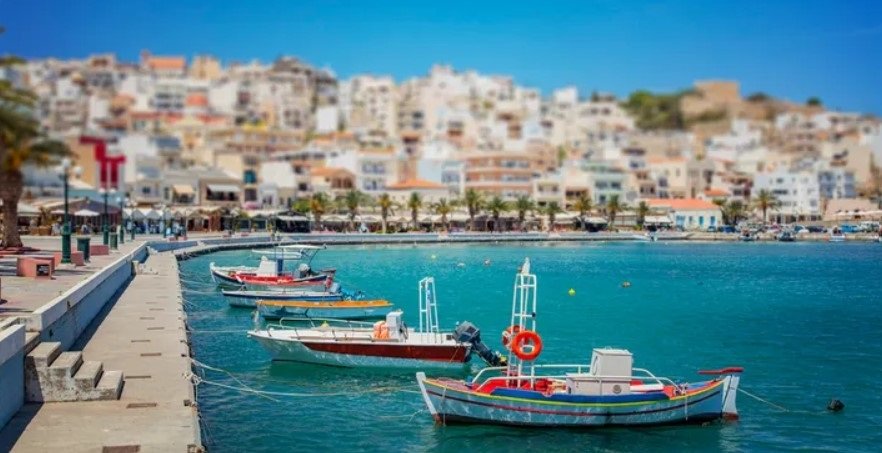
[719,225,737,234]
[806,225,825,233]
[839,224,861,234]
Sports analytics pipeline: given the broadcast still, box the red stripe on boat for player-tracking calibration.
[302,342,470,362]
[697,367,744,375]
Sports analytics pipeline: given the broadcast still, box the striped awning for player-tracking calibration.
[207,184,241,193]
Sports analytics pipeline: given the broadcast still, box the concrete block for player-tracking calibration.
[16,257,54,278]
[74,360,103,392]
[94,370,124,400]
[26,341,61,369]
[48,351,83,380]
[71,251,86,266]
[90,244,110,256]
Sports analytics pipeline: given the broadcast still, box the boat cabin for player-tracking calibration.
[565,348,634,396]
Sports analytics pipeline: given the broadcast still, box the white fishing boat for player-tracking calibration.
[248,277,492,369]
[223,284,352,308]
[209,245,333,289]
[255,298,395,320]
[829,228,846,242]
[415,258,743,428]
[632,232,657,242]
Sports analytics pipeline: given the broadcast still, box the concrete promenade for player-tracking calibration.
[0,252,200,452]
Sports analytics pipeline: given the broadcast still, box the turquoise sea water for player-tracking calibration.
[179,242,882,452]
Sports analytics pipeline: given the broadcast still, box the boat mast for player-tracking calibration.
[419,277,441,342]
[508,258,538,377]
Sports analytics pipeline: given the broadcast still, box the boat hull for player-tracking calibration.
[249,333,470,369]
[416,374,733,427]
[224,290,345,308]
[209,263,331,290]
[256,301,395,320]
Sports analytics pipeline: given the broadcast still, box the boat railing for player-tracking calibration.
[274,317,375,330]
[470,365,677,389]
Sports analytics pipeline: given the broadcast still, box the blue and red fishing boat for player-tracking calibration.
[416,258,743,427]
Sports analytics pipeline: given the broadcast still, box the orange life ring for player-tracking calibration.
[501,325,521,348]
[511,330,542,361]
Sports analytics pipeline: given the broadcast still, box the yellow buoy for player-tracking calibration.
[568,288,576,296]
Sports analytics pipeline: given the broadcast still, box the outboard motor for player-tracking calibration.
[455,321,507,366]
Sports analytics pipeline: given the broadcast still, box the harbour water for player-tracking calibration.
[180,242,882,452]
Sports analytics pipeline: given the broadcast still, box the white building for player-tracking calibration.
[753,168,821,221]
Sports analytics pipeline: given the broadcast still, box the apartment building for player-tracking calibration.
[753,168,821,221]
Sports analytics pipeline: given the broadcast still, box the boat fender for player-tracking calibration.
[511,330,543,361]
[501,325,521,348]
[827,399,845,412]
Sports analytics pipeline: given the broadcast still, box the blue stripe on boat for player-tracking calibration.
[490,387,670,403]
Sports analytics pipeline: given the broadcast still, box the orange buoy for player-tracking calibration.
[501,325,521,348]
[511,330,543,361]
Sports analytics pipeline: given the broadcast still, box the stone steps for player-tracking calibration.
[24,341,125,402]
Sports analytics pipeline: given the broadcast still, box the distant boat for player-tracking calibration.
[829,228,846,242]
[255,299,395,320]
[632,232,657,242]
[739,231,756,242]
[210,245,333,289]
[776,231,796,242]
[223,287,349,308]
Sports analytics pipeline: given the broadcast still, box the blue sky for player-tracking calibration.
[2,0,881,114]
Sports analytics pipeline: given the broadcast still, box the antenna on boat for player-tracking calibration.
[419,277,441,342]
[508,258,538,378]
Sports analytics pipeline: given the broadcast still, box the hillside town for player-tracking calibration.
[4,51,882,235]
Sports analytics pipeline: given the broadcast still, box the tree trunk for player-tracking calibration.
[0,170,24,248]
[381,217,387,234]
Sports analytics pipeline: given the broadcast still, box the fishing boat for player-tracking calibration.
[256,298,395,320]
[829,228,846,242]
[415,258,743,427]
[248,277,500,369]
[209,245,334,288]
[632,232,657,242]
[776,230,796,242]
[738,230,756,242]
[223,283,356,308]
[251,244,321,260]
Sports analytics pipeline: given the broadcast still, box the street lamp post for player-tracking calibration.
[100,188,109,244]
[59,159,81,264]
[117,196,125,244]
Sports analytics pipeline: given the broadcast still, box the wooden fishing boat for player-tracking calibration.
[209,245,334,289]
[248,278,489,369]
[415,258,743,427]
[223,288,349,308]
[255,299,394,320]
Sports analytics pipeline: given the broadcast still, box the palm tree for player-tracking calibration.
[514,195,535,231]
[377,193,395,234]
[605,195,623,229]
[544,202,563,231]
[572,193,593,230]
[753,189,780,224]
[433,198,453,232]
[407,192,422,230]
[1,51,72,247]
[291,198,311,215]
[343,189,364,231]
[635,201,650,229]
[486,196,508,232]
[712,198,729,225]
[726,200,747,225]
[308,192,331,231]
[464,188,483,231]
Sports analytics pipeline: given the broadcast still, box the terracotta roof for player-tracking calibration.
[386,178,446,190]
[646,156,687,164]
[646,198,719,210]
[185,93,208,107]
[148,57,186,71]
[704,188,730,197]
[310,167,353,178]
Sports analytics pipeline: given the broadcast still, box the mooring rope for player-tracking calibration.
[188,359,421,398]
[737,387,822,414]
